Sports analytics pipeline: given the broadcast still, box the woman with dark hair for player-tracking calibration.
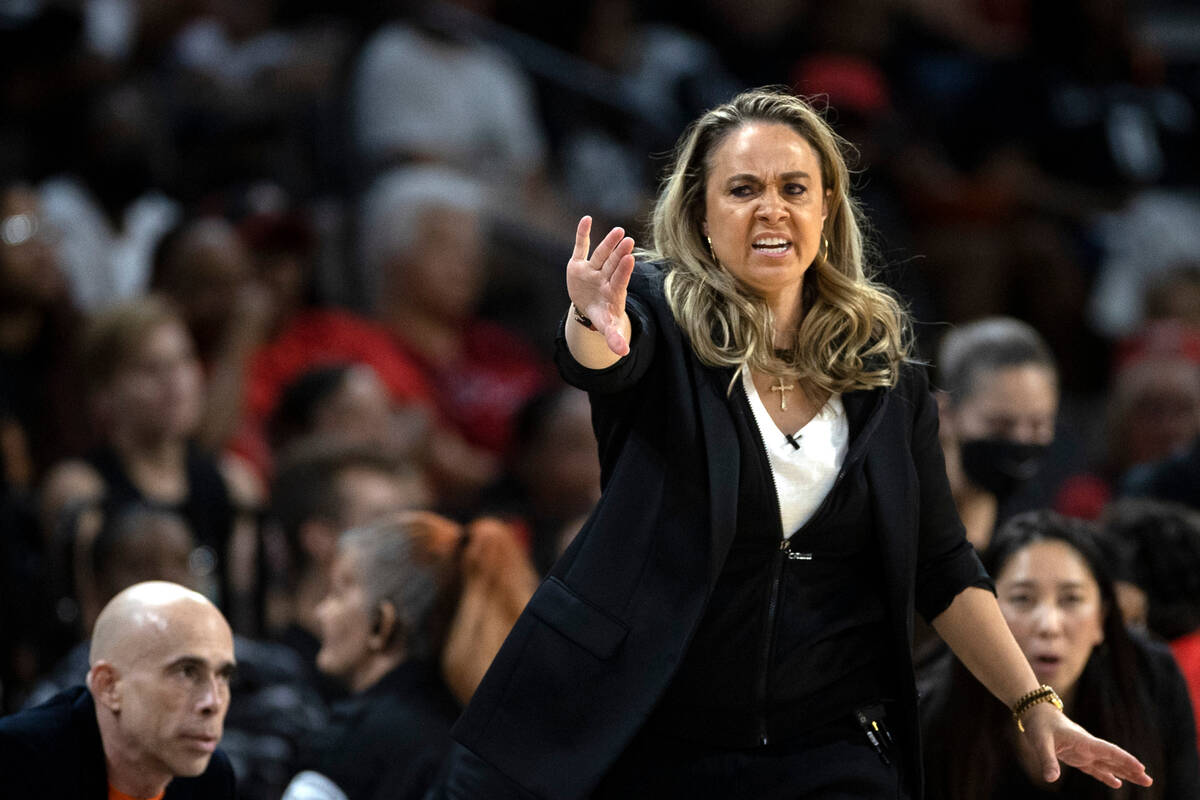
[434,88,1151,799]
[267,362,400,455]
[923,510,1199,799]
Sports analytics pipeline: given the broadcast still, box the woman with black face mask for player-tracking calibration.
[910,317,1060,680]
[935,317,1059,552]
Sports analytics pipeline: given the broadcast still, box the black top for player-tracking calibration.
[277,622,349,705]
[650,379,893,747]
[294,660,460,800]
[86,442,235,603]
[0,685,236,799]
[991,635,1200,800]
[921,633,1200,800]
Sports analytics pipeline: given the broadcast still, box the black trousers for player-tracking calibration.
[593,713,911,800]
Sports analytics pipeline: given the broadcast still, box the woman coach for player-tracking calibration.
[432,88,1152,799]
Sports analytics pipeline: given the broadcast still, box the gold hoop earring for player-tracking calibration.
[705,235,720,266]
[820,235,830,263]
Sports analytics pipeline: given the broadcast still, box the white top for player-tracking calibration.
[39,177,181,312]
[352,23,547,185]
[741,367,849,539]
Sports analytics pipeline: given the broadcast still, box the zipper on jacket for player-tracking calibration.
[741,381,787,746]
[757,536,787,745]
[755,474,847,745]
[743,380,887,746]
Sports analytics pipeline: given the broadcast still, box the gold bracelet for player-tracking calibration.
[1011,684,1063,732]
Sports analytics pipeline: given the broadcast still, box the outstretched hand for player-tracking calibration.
[1020,703,1153,789]
[567,216,636,357]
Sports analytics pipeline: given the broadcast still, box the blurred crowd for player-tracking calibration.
[2,0,1200,798]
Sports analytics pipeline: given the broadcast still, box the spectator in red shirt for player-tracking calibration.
[153,211,436,477]
[237,210,436,472]
[360,165,549,480]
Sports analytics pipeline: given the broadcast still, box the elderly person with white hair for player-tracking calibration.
[359,166,548,488]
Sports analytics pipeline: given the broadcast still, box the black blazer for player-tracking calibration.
[447,262,988,800]
[0,686,237,799]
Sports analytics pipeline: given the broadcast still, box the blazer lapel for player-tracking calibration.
[693,360,741,588]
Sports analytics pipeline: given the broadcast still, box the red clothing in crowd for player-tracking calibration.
[234,308,435,471]
[1171,630,1200,758]
[394,319,547,457]
[1054,473,1112,521]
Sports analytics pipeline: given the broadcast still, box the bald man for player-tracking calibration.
[0,581,237,799]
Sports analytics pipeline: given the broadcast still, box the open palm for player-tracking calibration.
[1022,704,1153,790]
[566,216,636,357]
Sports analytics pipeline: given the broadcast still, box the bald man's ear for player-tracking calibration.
[369,601,400,653]
[87,662,121,712]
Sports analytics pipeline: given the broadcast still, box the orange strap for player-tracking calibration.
[108,783,165,800]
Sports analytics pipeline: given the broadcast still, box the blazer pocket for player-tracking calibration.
[527,577,629,660]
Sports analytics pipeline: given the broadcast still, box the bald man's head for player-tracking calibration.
[86,581,235,798]
[89,581,215,665]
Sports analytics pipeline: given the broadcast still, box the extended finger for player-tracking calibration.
[608,250,635,304]
[1075,763,1123,789]
[572,216,592,262]
[1082,741,1151,786]
[1061,741,1151,788]
[1107,758,1152,787]
[602,236,635,280]
[590,226,625,270]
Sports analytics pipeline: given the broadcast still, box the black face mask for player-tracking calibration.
[960,438,1050,502]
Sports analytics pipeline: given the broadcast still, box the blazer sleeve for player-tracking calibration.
[553,286,657,396]
[907,363,994,622]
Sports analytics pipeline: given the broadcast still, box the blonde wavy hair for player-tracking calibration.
[647,88,910,395]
